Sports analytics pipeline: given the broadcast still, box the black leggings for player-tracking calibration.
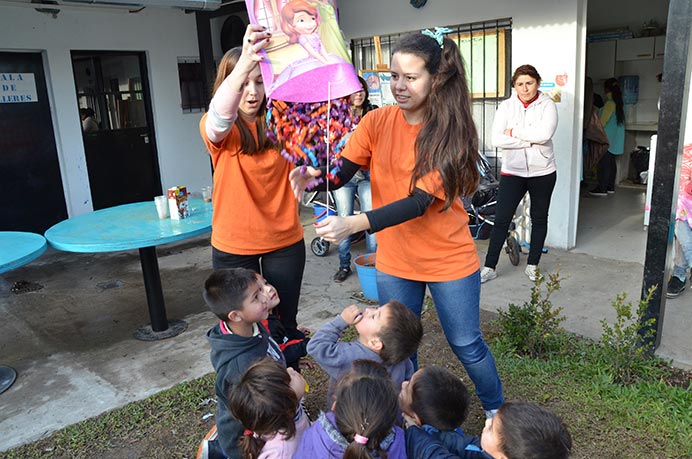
[484,172,556,268]
[212,239,306,335]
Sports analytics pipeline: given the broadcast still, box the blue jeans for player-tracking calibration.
[672,220,692,280]
[376,269,504,410]
[333,170,377,268]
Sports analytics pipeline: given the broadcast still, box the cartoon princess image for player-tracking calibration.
[266,0,357,102]
[312,0,350,61]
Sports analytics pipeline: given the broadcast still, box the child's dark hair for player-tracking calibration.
[211,47,274,155]
[496,402,572,459]
[377,300,423,366]
[203,268,258,321]
[334,374,399,459]
[228,358,299,459]
[350,359,390,380]
[409,366,470,430]
[393,33,480,210]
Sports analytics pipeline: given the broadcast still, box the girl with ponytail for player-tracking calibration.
[290,30,504,416]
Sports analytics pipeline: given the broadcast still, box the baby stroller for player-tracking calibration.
[463,153,521,266]
[302,190,365,257]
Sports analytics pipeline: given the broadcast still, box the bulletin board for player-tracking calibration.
[453,29,507,99]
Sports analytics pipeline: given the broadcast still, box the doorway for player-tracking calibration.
[71,52,162,210]
[0,52,68,233]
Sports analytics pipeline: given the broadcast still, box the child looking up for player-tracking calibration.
[399,366,486,459]
[228,357,309,459]
[203,268,285,459]
[256,273,309,371]
[294,364,406,459]
[307,302,423,401]
[481,402,572,459]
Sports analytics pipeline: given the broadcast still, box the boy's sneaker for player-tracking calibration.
[197,426,226,459]
[480,267,497,284]
[525,264,538,281]
[607,189,615,194]
[666,276,686,298]
[589,187,607,197]
[484,409,499,419]
[333,267,352,283]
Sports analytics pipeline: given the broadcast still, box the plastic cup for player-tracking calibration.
[154,195,169,219]
[202,186,212,203]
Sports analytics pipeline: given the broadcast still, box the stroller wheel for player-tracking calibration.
[506,235,521,266]
[311,237,330,257]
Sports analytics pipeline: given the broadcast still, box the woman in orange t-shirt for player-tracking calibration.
[200,24,305,338]
[290,32,504,415]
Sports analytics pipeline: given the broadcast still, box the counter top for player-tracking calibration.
[626,123,658,132]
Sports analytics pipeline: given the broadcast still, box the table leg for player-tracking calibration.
[0,365,17,394]
[135,246,187,341]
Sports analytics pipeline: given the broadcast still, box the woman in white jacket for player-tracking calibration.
[480,65,558,283]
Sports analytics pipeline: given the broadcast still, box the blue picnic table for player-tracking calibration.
[45,199,212,340]
[0,231,48,394]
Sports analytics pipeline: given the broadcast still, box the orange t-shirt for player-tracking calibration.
[200,114,303,255]
[342,106,479,281]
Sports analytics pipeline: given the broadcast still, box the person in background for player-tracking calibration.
[333,76,378,283]
[80,108,99,132]
[666,144,692,298]
[590,77,625,196]
[290,31,504,418]
[480,64,558,283]
[199,24,306,340]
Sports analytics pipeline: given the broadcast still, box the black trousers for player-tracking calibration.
[212,239,306,335]
[597,151,617,191]
[484,172,557,268]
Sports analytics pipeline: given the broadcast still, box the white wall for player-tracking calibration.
[0,4,211,217]
[338,0,587,249]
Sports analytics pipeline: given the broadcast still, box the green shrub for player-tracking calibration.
[494,269,567,358]
[599,286,659,385]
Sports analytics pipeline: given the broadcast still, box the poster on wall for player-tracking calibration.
[0,73,37,103]
[361,70,382,106]
[246,0,360,102]
[454,29,507,99]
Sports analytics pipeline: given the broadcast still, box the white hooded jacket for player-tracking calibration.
[492,92,558,178]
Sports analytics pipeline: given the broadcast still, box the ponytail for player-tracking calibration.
[238,432,266,459]
[394,33,480,210]
[604,78,625,125]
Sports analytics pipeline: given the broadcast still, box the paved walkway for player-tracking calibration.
[0,206,689,452]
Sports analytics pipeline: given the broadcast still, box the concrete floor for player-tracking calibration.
[1,194,690,452]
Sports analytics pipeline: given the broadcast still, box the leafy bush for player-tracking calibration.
[494,269,568,358]
[599,286,658,385]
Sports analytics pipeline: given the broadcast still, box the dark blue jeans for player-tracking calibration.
[212,239,305,334]
[333,171,377,268]
[376,269,504,410]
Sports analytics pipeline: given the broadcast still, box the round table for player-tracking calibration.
[0,231,48,394]
[45,199,212,340]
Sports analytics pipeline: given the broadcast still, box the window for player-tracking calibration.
[177,58,205,113]
[351,18,512,172]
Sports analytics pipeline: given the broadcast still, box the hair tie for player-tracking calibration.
[421,27,452,48]
[353,434,369,445]
[243,429,254,437]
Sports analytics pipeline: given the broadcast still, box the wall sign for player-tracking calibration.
[0,73,38,103]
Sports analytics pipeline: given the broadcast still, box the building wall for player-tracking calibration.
[0,4,210,217]
[338,0,588,249]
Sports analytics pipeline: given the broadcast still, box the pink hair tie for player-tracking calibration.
[353,434,369,445]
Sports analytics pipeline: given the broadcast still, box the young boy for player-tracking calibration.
[203,268,285,459]
[307,301,423,402]
[256,273,309,372]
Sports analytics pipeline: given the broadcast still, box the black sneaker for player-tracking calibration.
[666,276,686,298]
[333,267,352,283]
[589,187,607,197]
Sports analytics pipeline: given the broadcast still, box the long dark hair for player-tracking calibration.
[604,78,625,125]
[355,76,377,115]
[393,33,480,210]
[334,374,399,459]
[211,47,274,155]
[228,358,299,459]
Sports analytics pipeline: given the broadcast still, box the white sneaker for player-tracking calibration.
[525,264,538,281]
[480,267,497,283]
[485,409,499,419]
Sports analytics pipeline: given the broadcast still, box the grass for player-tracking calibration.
[1,308,690,459]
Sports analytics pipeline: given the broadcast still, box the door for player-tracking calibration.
[72,52,161,210]
[0,52,68,233]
